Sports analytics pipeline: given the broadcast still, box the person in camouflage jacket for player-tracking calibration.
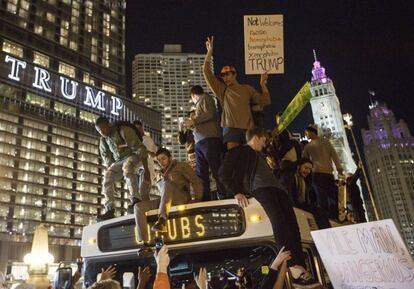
[95,116,148,220]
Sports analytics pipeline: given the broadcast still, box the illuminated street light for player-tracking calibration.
[24,224,55,289]
[343,113,379,220]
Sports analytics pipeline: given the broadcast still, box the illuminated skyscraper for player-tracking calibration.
[308,51,357,175]
[362,102,414,255]
[0,0,161,274]
[132,45,213,160]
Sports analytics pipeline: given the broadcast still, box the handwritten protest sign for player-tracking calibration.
[243,15,284,74]
[311,219,414,289]
[276,82,311,133]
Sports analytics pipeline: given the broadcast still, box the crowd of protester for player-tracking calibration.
[82,244,291,289]
[93,36,368,289]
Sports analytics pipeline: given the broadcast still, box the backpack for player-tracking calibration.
[113,121,143,143]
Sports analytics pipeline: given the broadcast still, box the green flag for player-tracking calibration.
[276,82,312,133]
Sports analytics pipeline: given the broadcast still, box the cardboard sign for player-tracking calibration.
[243,15,284,74]
[276,82,311,133]
[311,219,414,289]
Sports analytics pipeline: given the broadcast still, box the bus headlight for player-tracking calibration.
[248,214,261,223]
[88,238,96,245]
[177,205,186,211]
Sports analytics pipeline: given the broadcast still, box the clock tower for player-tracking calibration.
[309,50,357,174]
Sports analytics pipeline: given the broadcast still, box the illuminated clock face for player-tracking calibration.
[320,102,328,111]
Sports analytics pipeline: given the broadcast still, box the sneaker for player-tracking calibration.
[292,271,321,289]
[151,217,167,232]
[97,207,115,222]
[137,244,153,258]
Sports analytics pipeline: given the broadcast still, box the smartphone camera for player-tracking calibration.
[154,237,164,253]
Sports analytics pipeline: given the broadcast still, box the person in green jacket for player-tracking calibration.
[95,116,148,220]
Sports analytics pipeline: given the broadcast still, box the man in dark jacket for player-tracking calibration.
[219,128,321,289]
[280,158,331,229]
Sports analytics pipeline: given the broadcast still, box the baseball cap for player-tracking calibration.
[220,66,237,76]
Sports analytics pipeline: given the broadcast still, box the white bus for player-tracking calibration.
[81,199,334,289]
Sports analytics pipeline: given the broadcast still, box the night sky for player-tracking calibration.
[125,0,414,144]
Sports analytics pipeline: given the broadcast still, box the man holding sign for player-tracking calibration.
[203,36,271,150]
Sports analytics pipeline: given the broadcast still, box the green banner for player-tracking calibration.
[276,82,312,133]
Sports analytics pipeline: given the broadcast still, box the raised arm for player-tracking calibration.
[203,36,226,103]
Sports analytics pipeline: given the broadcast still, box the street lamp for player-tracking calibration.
[343,113,379,220]
[24,224,55,289]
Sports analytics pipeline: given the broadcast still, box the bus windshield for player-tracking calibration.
[169,245,276,289]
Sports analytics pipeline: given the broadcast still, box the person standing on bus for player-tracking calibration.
[184,85,226,200]
[279,158,331,229]
[95,117,148,221]
[302,125,343,220]
[219,128,321,289]
[203,36,271,151]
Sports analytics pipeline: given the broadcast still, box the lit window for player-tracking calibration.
[46,12,55,22]
[33,51,50,68]
[34,25,43,35]
[102,82,116,94]
[69,41,78,51]
[2,40,23,57]
[80,110,97,123]
[83,72,95,86]
[104,13,110,36]
[7,0,18,14]
[26,93,50,108]
[59,62,76,78]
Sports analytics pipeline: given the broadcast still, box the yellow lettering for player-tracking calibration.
[146,224,151,243]
[180,217,191,239]
[195,215,205,237]
[167,219,177,240]
[134,226,139,244]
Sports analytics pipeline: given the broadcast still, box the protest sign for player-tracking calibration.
[311,219,414,289]
[276,82,311,133]
[243,15,284,74]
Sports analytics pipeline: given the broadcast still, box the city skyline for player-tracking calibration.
[126,0,414,137]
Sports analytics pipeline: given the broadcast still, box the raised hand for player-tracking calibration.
[270,246,291,271]
[154,245,170,273]
[100,265,117,280]
[205,36,214,54]
[195,267,208,289]
[260,72,268,87]
[137,266,151,289]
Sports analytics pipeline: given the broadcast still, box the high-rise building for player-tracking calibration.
[132,44,213,160]
[0,0,161,274]
[308,51,357,175]
[362,102,414,255]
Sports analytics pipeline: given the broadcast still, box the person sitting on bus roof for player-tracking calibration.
[134,148,203,255]
[219,128,322,289]
[152,148,203,232]
[95,116,149,221]
[279,158,331,230]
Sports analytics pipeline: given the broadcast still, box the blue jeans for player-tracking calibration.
[311,172,338,219]
[194,137,227,200]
